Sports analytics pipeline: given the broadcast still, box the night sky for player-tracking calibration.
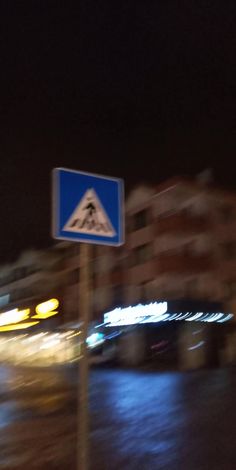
[0,1,236,262]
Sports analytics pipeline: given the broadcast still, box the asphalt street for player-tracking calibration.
[0,365,235,469]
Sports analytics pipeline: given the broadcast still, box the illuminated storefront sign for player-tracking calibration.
[0,321,39,332]
[0,298,59,332]
[0,308,30,326]
[104,302,168,326]
[103,302,233,327]
[32,298,59,320]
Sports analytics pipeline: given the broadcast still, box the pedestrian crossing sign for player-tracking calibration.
[52,168,124,246]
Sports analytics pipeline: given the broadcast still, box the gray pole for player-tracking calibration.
[78,243,91,470]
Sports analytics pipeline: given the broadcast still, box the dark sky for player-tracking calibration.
[0,1,236,262]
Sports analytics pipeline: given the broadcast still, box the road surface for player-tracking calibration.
[0,365,235,469]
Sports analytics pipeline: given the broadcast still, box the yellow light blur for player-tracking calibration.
[0,321,39,332]
[59,331,74,338]
[32,311,58,320]
[36,298,59,314]
[67,331,81,339]
[0,308,30,327]
[33,299,59,319]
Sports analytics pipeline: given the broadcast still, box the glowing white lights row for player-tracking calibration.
[104,302,168,327]
[103,302,234,327]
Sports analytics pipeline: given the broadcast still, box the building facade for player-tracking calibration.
[0,176,236,325]
[88,176,236,322]
[0,176,235,368]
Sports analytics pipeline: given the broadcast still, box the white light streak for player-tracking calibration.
[188,341,205,351]
[103,302,233,327]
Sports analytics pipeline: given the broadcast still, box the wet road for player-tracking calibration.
[0,365,235,469]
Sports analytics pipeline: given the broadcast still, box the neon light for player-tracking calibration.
[35,298,59,314]
[104,302,168,327]
[201,313,216,322]
[199,313,211,321]
[218,314,234,323]
[205,313,224,322]
[141,313,170,323]
[0,321,39,332]
[186,312,204,321]
[173,313,185,320]
[103,302,233,327]
[175,312,192,321]
[32,311,59,320]
[33,299,59,319]
[0,308,30,327]
[165,313,179,321]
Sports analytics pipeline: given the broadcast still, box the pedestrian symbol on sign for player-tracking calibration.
[63,188,116,237]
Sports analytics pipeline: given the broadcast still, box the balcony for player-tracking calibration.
[156,253,214,274]
[155,212,210,235]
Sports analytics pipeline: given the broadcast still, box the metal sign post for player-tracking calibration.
[52,167,124,470]
[78,243,91,470]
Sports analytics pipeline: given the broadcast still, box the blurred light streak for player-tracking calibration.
[0,308,30,326]
[0,321,39,332]
[188,341,205,351]
[104,302,233,326]
[33,299,59,319]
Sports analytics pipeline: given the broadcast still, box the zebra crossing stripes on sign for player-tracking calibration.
[63,188,116,237]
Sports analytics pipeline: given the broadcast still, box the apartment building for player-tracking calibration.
[0,176,236,328]
[86,176,236,323]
